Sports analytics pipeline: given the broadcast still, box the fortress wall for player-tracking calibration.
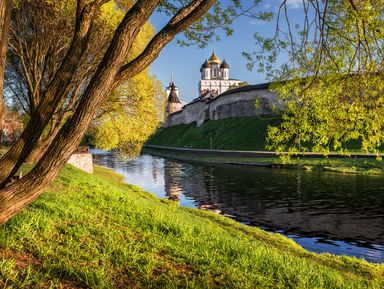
[183,100,209,126]
[208,89,283,121]
[165,111,184,127]
[164,87,283,128]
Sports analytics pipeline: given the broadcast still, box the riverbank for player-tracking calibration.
[0,165,383,288]
[144,146,384,175]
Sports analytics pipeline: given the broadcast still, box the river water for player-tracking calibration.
[92,151,384,263]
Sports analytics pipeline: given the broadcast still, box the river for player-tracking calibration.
[92,151,384,263]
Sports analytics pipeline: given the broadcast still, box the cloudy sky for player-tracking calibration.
[150,0,304,103]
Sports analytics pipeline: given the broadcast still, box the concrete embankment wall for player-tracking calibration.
[67,152,93,173]
[165,86,283,127]
[144,145,383,159]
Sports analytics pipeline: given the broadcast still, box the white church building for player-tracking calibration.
[198,51,243,97]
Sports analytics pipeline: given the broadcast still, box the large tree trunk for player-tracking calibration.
[0,0,216,224]
[25,124,61,164]
[0,0,162,222]
[0,0,12,121]
[0,2,97,184]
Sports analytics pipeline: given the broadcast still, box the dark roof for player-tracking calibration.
[168,82,181,103]
[220,59,229,68]
[209,82,271,103]
[169,109,183,116]
[201,60,211,69]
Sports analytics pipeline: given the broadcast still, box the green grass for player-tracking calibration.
[93,165,124,182]
[147,116,384,152]
[0,165,382,288]
[147,116,281,150]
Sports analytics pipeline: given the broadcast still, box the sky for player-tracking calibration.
[149,0,304,103]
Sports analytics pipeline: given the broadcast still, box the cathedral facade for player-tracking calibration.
[198,51,243,97]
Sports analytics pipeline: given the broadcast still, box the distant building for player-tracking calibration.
[163,50,280,127]
[166,81,183,115]
[0,111,24,144]
[198,50,243,97]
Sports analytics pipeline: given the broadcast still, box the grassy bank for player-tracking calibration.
[144,147,384,175]
[0,165,382,288]
[147,116,281,150]
[147,116,384,153]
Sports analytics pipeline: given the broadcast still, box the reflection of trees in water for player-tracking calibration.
[164,161,384,244]
[151,157,162,184]
[163,161,183,202]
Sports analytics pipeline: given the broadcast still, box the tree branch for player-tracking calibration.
[116,0,216,83]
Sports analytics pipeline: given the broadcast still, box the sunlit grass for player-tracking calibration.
[147,116,281,151]
[0,165,382,288]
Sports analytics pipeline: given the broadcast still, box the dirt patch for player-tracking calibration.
[0,249,41,270]
[153,252,194,276]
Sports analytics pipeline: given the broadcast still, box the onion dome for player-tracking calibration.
[168,82,181,103]
[220,59,229,69]
[201,60,211,69]
[208,50,221,65]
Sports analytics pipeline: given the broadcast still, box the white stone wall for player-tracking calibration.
[163,87,283,128]
[67,153,93,173]
[199,79,243,95]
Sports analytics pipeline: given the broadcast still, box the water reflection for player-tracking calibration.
[92,151,384,263]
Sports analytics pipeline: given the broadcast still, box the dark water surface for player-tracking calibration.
[92,151,384,263]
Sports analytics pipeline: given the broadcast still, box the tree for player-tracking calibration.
[4,0,154,163]
[0,0,266,224]
[92,70,164,156]
[0,0,12,121]
[245,0,384,155]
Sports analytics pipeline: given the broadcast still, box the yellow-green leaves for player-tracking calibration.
[92,71,165,157]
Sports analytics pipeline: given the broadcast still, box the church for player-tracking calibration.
[198,51,244,97]
[164,51,282,127]
[165,51,244,114]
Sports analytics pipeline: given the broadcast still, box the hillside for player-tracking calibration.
[0,165,382,288]
[147,116,281,151]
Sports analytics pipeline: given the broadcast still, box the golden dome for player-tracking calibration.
[208,50,221,65]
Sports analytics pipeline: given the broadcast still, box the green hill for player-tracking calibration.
[147,116,281,150]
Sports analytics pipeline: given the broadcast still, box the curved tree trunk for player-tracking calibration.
[0,0,216,225]
[0,3,97,184]
[25,124,61,164]
[0,0,12,121]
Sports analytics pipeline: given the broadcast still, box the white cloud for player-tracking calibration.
[285,0,303,9]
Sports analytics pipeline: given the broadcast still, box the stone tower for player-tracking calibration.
[166,81,182,115]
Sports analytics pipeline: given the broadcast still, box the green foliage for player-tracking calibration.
[267,74,384,155]
[92,71,164,157]
[246,1,384,155]
[0,165,382,287]
[159,0,273,48]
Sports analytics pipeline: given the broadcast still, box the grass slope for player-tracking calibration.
[0,165,383,288]
[147,116,281,150]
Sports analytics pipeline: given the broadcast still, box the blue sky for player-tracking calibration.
[149,0,304,103]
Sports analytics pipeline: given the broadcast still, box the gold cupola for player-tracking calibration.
[208,50,221,65]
